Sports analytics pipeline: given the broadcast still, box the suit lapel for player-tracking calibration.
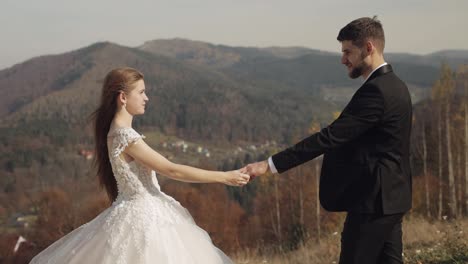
[364,64,393,84]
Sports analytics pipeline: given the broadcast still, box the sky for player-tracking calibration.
[1,0,467,70]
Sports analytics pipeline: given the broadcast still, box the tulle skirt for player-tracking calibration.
[30,194,233,264]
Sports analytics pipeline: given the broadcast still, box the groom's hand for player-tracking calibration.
[242,160,269,180]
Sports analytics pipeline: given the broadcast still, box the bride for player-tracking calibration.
[30,67,249,263]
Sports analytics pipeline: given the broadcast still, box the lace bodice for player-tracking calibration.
[107,127,162,201]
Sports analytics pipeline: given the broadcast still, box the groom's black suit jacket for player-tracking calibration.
[272,64,412,214]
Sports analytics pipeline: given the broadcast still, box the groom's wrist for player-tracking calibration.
[267,157,278,174]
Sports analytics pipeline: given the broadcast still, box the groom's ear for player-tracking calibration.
[366,40,376,55]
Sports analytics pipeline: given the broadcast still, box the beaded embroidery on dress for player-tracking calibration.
[30,127,233,264]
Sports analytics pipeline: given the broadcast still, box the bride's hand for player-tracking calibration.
[222,170,251,187]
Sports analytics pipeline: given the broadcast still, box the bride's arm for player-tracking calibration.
[124,138,250,186]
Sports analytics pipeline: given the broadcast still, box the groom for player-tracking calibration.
[243,17,412,264]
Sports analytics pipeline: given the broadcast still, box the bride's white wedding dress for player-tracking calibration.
[30,127,233,264]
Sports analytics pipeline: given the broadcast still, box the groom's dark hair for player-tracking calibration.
[337,16,385,52]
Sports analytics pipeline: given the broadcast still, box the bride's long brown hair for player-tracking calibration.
[90,67,144,201]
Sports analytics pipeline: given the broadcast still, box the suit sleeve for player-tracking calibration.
[271,83,384,173]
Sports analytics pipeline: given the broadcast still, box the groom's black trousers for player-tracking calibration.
[339,212,405,264]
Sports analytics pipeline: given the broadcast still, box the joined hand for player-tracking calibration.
[240,160,269,181]
[224,170,250,187]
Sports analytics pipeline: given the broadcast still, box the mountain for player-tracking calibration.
[138,39,464,103]
[0,42,337,146]
[0,45,96,117]
[138,38,335,68]
[386,50,468,69]
[140,38,468,70]
[2,38,464,147]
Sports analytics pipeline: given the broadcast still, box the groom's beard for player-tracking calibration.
[349,50,369,79]
[349,62,365,79]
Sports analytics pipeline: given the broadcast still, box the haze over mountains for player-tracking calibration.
[1,38,467,144]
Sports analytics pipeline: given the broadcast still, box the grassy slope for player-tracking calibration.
[233,217,468,264]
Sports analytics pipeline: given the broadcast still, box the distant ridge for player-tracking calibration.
[1,38,464,144]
